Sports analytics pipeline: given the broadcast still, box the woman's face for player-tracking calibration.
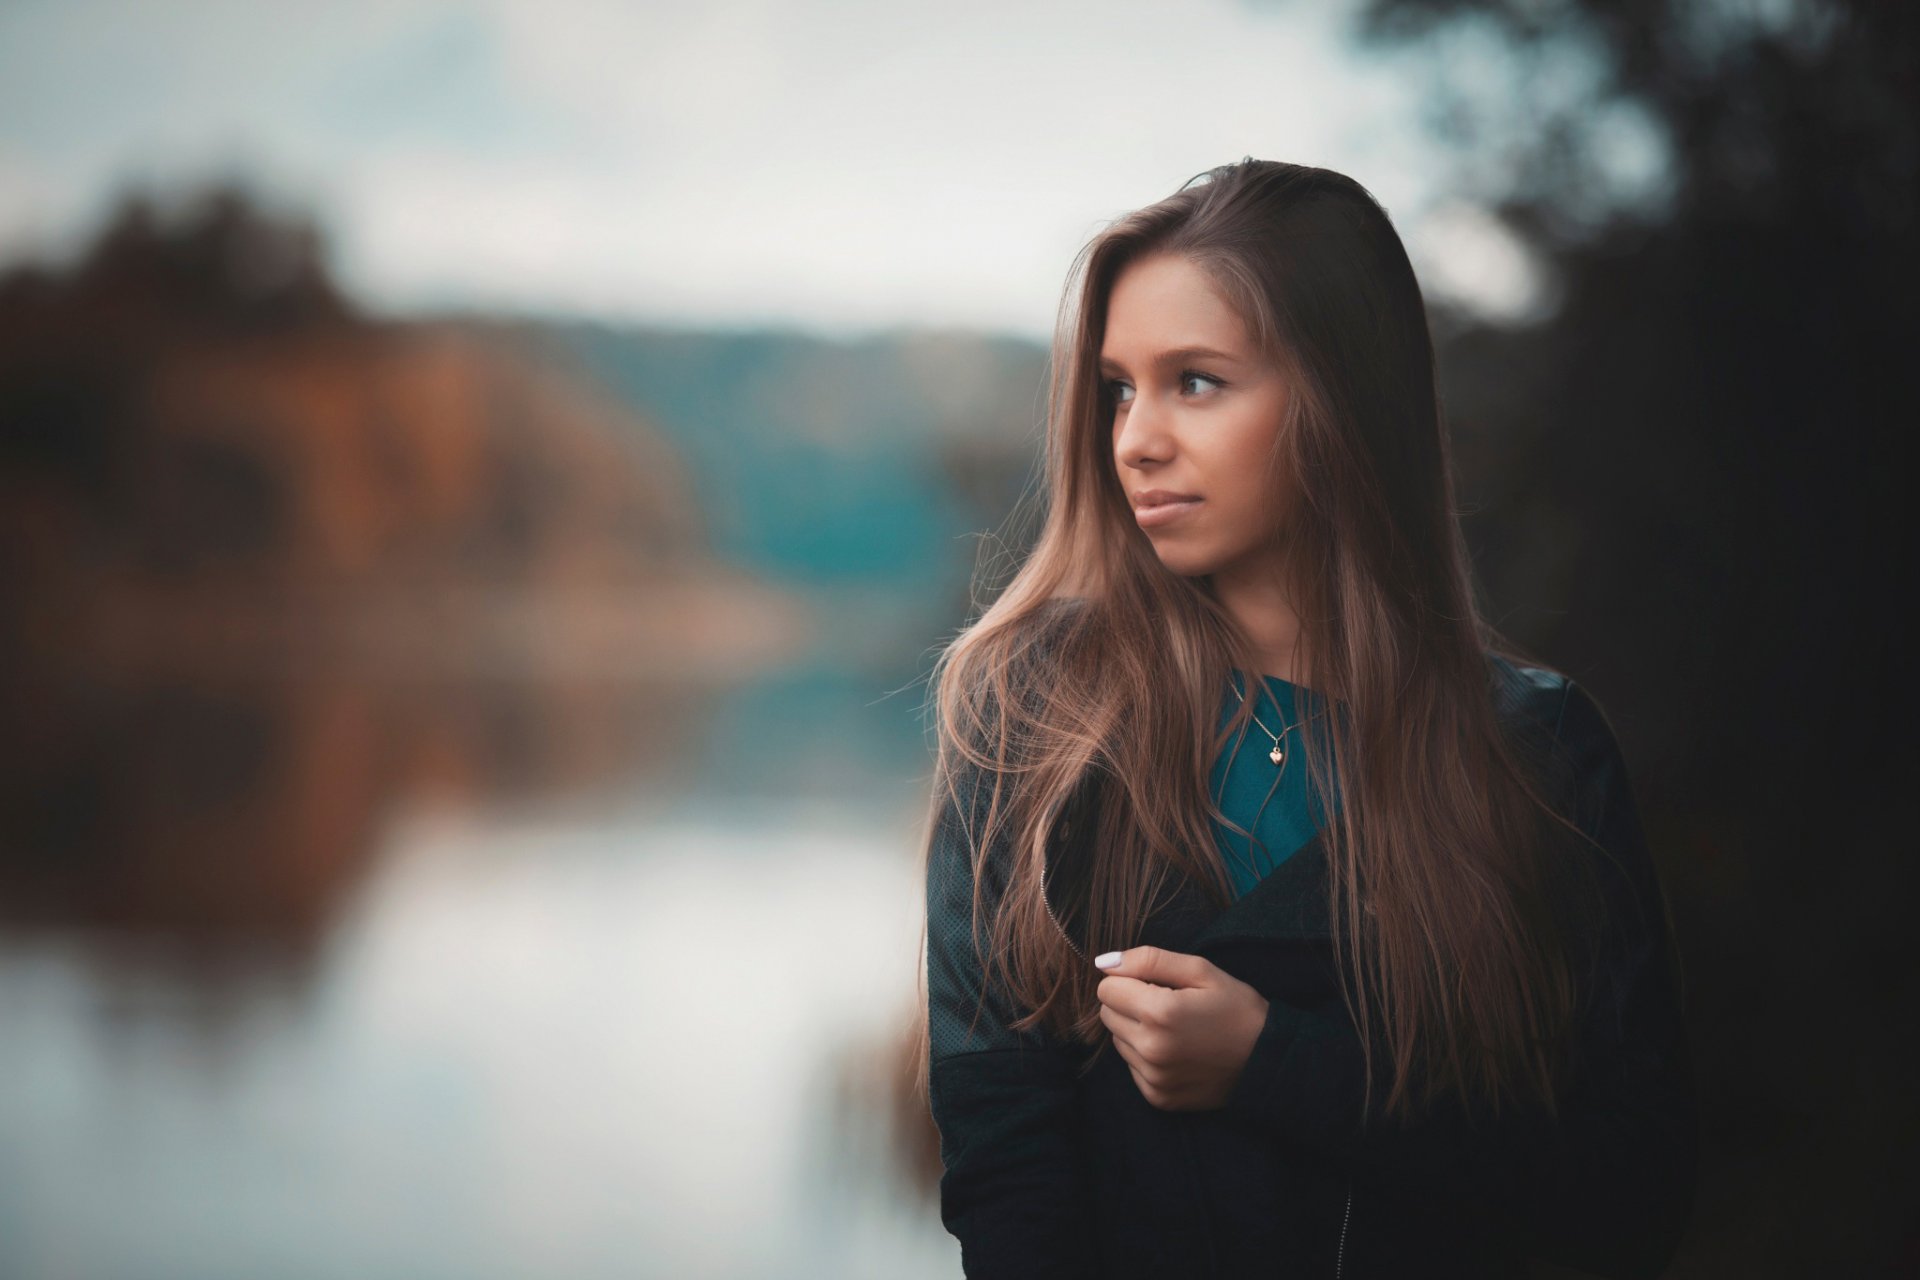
[1101,252,1294,583]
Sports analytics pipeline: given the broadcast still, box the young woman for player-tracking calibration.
[916,159,1698,1279]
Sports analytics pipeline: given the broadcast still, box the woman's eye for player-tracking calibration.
[1104,372,1218,404]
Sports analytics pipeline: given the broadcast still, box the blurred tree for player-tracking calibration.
[0,183,801,964]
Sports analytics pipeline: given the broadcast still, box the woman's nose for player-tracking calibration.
[1114,397,1172,471]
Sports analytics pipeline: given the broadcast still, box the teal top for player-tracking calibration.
[1210,671,1340,899]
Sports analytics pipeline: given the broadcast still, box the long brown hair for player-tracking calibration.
[916,159,1602,1126]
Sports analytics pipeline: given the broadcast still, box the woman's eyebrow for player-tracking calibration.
[1098,345,1240,374]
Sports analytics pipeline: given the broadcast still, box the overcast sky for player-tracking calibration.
[0,0,1567,338]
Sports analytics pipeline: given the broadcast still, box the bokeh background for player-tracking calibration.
[0,0,1913,1276]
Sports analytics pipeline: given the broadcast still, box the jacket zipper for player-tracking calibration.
[1040,845,1085,960]
[1335,1180,1352,1279]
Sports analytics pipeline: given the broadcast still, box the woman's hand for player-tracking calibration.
[1093,946,1270,1111]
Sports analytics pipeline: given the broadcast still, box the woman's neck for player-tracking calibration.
[1210,567,1308,686]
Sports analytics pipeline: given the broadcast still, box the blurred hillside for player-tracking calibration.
[0,189,813,955]
[544,320,1046,582]
[0,187,804,682]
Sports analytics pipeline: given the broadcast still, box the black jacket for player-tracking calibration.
[924,657,1699,1279]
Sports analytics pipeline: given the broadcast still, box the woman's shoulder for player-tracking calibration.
[1484,651,1617,757]
[1484,652,1636,830]
[995,596,1091,684]
[1487,651,1570,731]
[942,597,1088,749]
[1028,594,1091,646]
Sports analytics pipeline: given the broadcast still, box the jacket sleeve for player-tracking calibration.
[925,754,1099,1278]
[1218,679,1700,1279]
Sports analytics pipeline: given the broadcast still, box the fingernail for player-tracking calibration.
[1094,951,1122,969]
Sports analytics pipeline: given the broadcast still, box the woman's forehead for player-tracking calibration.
[1101,256,1254,367]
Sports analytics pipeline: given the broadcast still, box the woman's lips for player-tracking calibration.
[1134,497,1203,528]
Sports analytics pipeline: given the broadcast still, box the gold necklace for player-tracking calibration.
[1229,673,1313,767]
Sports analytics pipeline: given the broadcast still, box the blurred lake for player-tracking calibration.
[0,195,1044,1278]
[0,598,971,1280]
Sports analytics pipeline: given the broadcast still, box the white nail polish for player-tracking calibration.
[1094,951,1122,969]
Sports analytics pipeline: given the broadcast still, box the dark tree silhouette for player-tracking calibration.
[1337,1,1918,1273]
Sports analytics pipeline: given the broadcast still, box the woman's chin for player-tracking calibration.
[1149,547,1220,579]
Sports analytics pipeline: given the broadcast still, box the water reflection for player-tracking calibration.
[0,591,961,1278]
[0,189,957,1278]
[0,805,954,1279]
[0,662,727,951]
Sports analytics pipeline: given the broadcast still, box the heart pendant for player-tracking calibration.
[1269,746,1285,765]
